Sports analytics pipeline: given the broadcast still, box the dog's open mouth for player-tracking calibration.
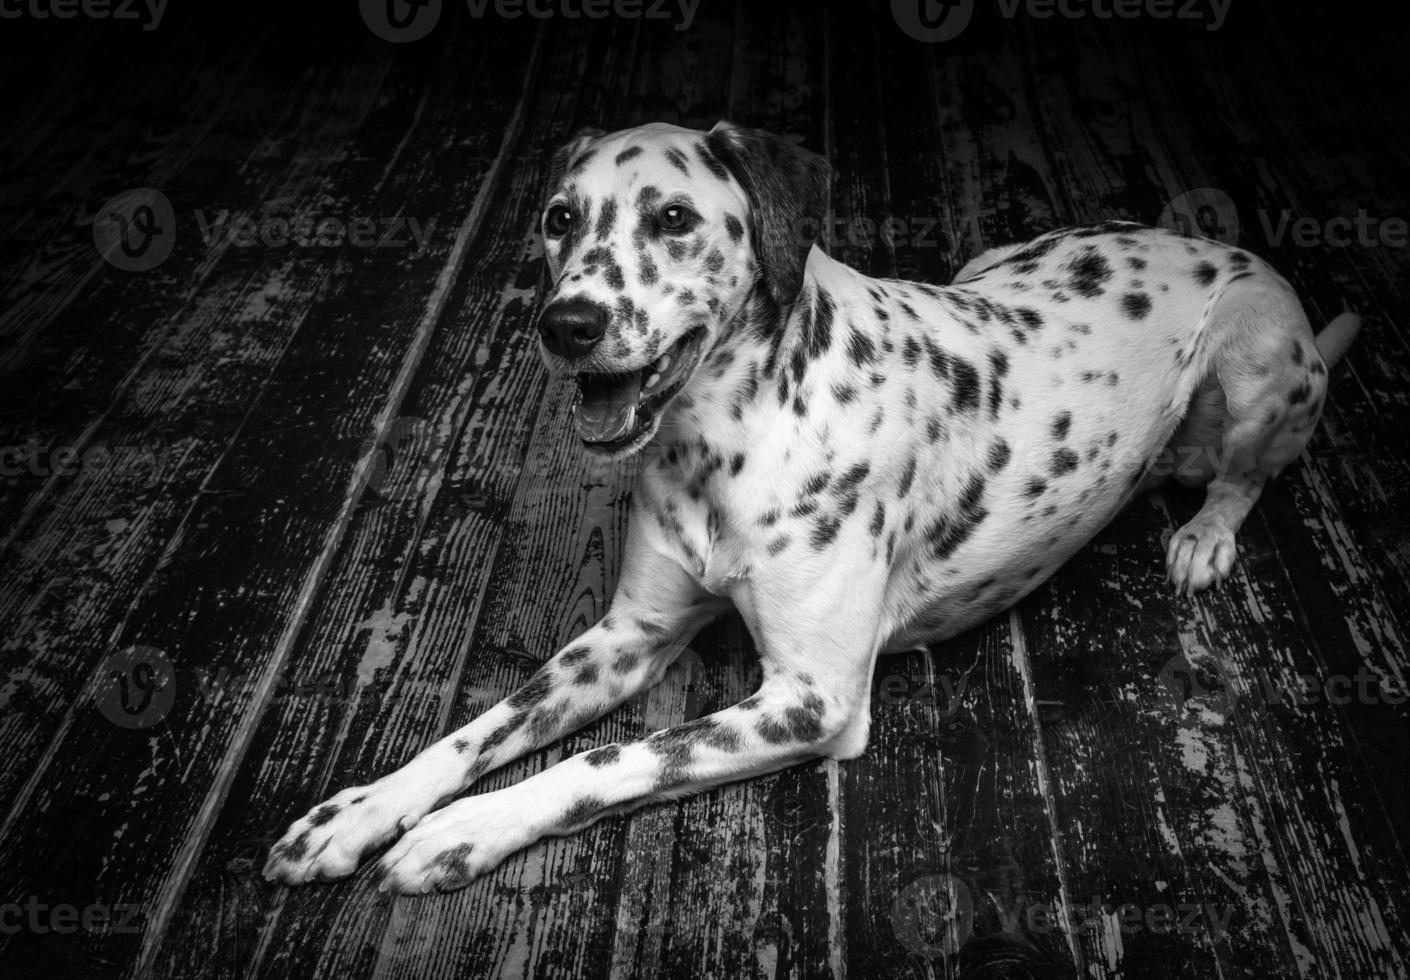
[573,327,707,452]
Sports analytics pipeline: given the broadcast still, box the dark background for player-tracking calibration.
[0,1,1407,978]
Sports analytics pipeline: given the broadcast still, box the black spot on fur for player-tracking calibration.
[923,473,987,560]
[898,456,917,497]
[693,141,730,181]
[615,146,643,166]
[952,358,980,413]
[1122,292,1152,320]
[997,233,1064,268]
[757,692,826,744]
[1193,260,1218,287]
[1050,448,1079,475]
[809,289,836,356]
[308,804,340,827]
[1052,412,1072,440]
[1067,247,1113,298]
[561,796,605,829]
[638,251,658,286]
[508,671,553,710]
[812,515,842,549]
[870,501,886,537]
[847,329,877,366]
[1024,478,1046,498]
[724,213,744,242]
[988,440,1011,472]
[834,462,870,495]
[594,199,617,241]
[922,340,948,380]
[481,710,529,753]
[664,147,691,175]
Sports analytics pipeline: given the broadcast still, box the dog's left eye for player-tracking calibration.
[544,204,574,238]
[658,205,699,234]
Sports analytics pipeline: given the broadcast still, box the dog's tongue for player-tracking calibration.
[575,371,643,442]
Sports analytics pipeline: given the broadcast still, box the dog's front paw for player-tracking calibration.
[1166,517,1238,594]
[263,777,435,886]
[373,788,539,895]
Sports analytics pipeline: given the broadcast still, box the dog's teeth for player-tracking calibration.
[645,372,661,389]
[655,354,672,373]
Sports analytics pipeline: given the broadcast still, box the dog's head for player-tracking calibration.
[536,121,829,457]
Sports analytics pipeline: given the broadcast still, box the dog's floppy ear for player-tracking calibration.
[545,126,606,196]
[704,121,830,305]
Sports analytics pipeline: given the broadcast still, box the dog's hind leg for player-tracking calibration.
[1165,298,1359,594]
[264,524,724,886]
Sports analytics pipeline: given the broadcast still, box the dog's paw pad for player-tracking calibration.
[1165,518,1238,595]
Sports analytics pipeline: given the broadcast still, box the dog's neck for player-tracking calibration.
[657,248,887,455]
[647,247,993,514]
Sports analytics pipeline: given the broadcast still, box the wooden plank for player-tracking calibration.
[0,47,414,814]
[138,20,647,980]
[832,9,1076,978]
[0,32,396,543]
[0,23,537,980]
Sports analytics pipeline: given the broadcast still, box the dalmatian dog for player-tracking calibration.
[265,121,1359,893]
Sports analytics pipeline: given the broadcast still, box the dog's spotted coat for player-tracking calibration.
[266,122,1360,893]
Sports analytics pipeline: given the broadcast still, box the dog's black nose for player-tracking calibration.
[538,298,609,358]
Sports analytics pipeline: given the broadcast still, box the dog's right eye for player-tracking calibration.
[544,205,574,238]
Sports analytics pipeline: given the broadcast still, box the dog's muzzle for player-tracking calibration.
[570,326,709,453]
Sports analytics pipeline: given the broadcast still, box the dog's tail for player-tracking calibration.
[1314,311,1362,368]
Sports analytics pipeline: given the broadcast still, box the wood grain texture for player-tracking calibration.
[0,40,410,813]
[1,2,1407,978]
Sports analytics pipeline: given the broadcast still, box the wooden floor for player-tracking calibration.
[1,2,1408,977]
